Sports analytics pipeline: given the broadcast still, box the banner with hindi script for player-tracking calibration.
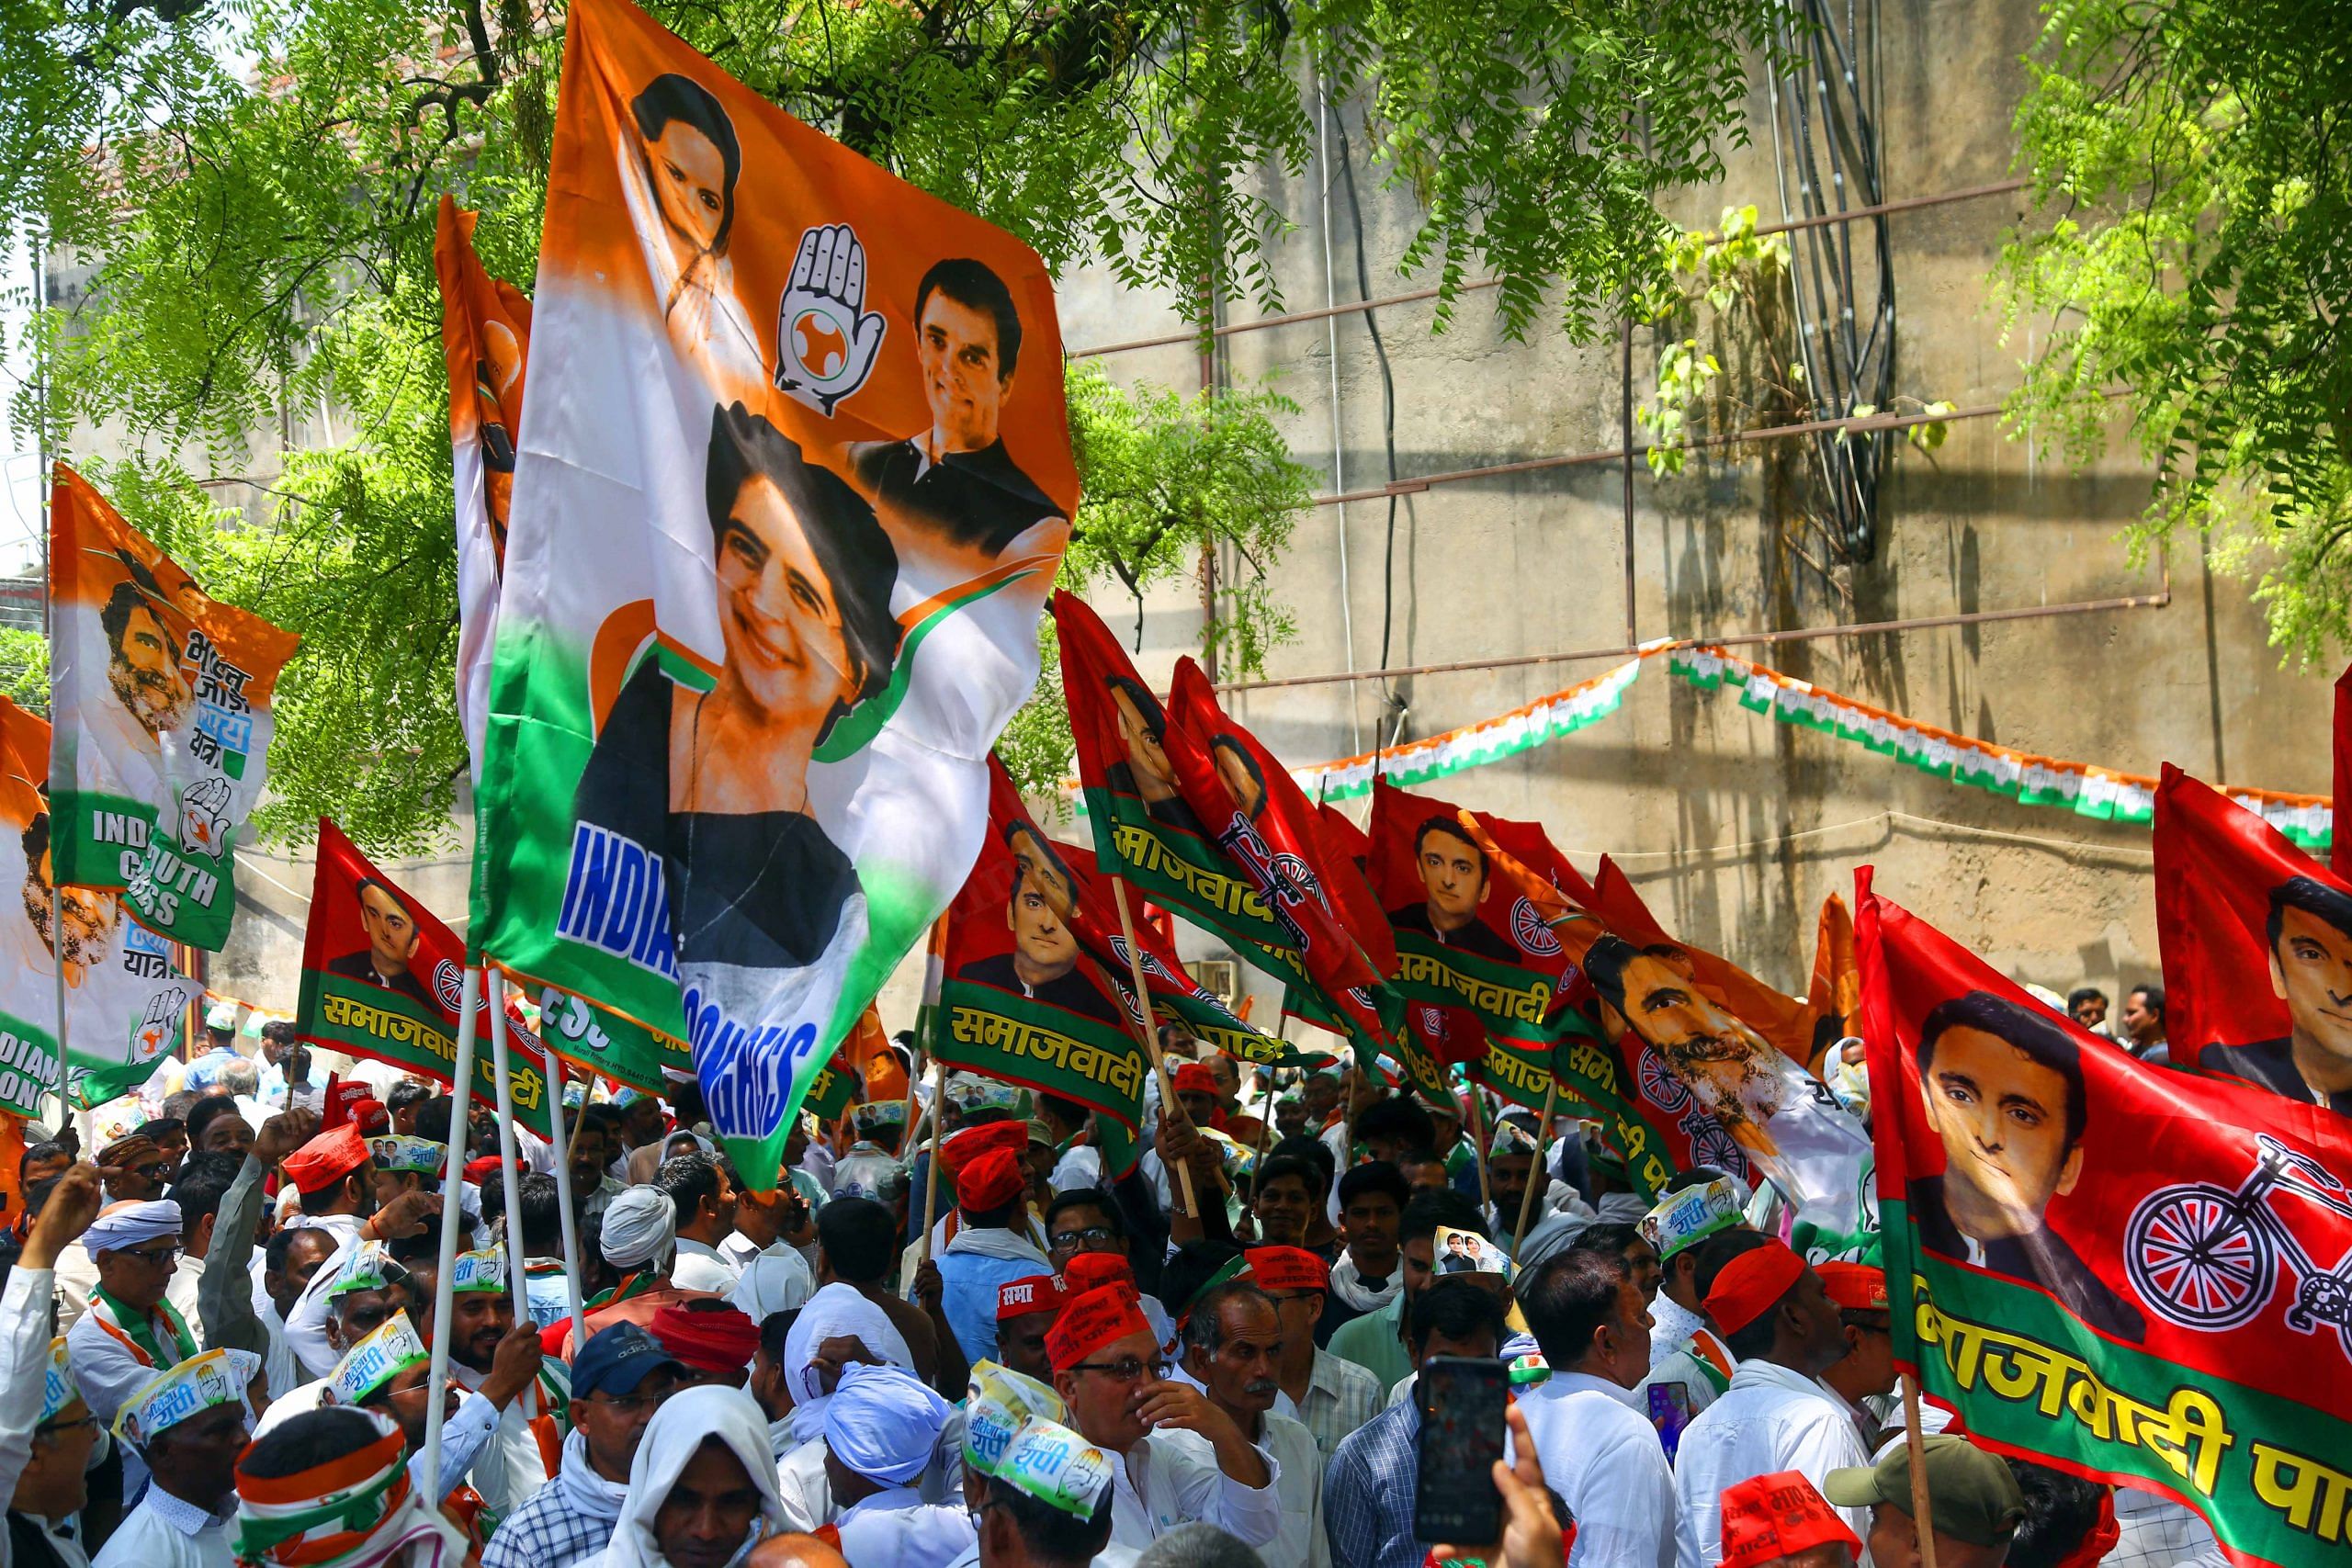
[0,695,195,1114]
[47,465,299,950]
[469,0,1076,1188]
[1860,871,2352,1568]
[2154,764,2352,1120]
[435,197,533,776]
[300,819,556,1137]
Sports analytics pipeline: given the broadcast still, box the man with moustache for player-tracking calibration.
[1170,1280,1326,1568]
[93,565,196,781]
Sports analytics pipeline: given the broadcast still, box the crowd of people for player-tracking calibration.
[0,1011,2186,1568]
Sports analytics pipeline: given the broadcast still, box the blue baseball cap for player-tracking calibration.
[571,1322,683,1400]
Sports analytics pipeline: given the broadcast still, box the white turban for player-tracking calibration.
[824,1363,950,1487]
[600,1185,675,1269]
[84,1200,182,1257]
[784,1281,916,1444]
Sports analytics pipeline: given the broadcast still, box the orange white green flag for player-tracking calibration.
[46,465,299,951]
[468,0,1075,1188]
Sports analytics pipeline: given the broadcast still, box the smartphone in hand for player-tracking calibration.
[1413,1355,1509,1544]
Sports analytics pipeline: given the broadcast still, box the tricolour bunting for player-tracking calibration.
[301,819,556,1137]
[0,695,194,1114]
[2154,764,2352,1119]
[469,0,1076,1187]
[1860,872,2352,1568]
[435,197,533,775]
[47,465,299,949]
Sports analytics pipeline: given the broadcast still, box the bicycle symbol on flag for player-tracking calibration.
[2126,1134,2352,1351]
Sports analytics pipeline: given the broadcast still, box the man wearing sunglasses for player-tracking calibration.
[1046,1284,1279,1552]
[65,1196,199,1506]
[485,1323,684,1568]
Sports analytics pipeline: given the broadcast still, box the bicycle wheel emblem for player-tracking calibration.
[2125,1182,2276,1331]
[1637,1046,1691,1112]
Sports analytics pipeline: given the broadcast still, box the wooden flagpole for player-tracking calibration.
[1511,1078,1556,1257]
[1464,1080,1495,1217]
[1902,1371,1939,1568]
[916,1053,948,1266]
[1111,875,1198,1215]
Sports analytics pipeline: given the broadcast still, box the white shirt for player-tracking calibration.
[775,1438,833,1532]
[51,1243,101,1335]
[2109,1489,2229,1568]
[1161,1411,1327,1568]
[0,1266,58,1516]
[833,1486,975,1568]
[671,1238,740,1294]
[282,1213,367,1378]
[450,1360,556,1517]
[1105,1430,1283,1551]
[91,1484,233,1568]
[1516,1371,1677,1568]
[1647,1295,1706,1371]
[1050,1142,1107,1195]
[1672,1359,1873,1568]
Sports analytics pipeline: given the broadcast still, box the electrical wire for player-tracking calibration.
[1329,114,1406,731]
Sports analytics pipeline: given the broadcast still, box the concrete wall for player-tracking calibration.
[187,0,2329,1040]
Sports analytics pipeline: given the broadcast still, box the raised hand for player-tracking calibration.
[772,224,887,417]
[180,775,234,858]
[24,1163,106,1269]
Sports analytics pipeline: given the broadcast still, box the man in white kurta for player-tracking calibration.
[1669,1241,1872,1567]
[1512,1247,1678,1568]
[1166,1269,1328,1568]
[94,1348,263,1568]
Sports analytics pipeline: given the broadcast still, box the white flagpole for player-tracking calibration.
[540,1048,590,1355]
[484,968,537,1400]
[419,964,481,1500]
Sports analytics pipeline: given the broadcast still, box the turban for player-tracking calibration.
[1719,1472,1863,1568]
[964,1362,1066,1478]
[98,1134,160,1170]
[1058,1252,1135,1298]
[1640,1174,1751,1262]
[607,1390,784,1568]
[599,1185,676,1269]
[822,1362,951,1486]
[1702,1240,1806,1337]
[997,1276,1066,1324]
[1816,1262,1888,1313]
[117,1347,261,1449]
[1244,1247,1329,1293]
[783,1281,917,1446]
[232,1407,465,1568]
[284,1125,371,1195]
[956,1147,1026,1213]
[84,1200,182,1257]
[1045,1284,1151,1373]
[943,1121,1029,1174]
[1170,1063,1219,1098]
[649,1303,760,1378]
[996,1418,1116,1521]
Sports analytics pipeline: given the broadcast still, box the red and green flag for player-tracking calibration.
[1860,871,2352,1568]
[300,818,557,1137]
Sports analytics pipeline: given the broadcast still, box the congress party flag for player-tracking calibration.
[47,465,299,950]
[1859,871,2352,1568]
[469,0,1076,1188]
[0,695,195,1114]
[2154,764,2352,1119]
[435,197,533,776]
[300,819,557,1138]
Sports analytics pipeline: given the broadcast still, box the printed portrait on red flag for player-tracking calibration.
[2154,763,2352,1118]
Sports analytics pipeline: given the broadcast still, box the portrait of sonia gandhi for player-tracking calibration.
[572,401,903,981]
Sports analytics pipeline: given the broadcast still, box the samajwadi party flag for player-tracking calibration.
[301,819,556,1138]
[47,464,299,950]
[1858,872,2352,1568]
[2154,763,2352,1120]
[470,0,1077,1187]
[0,695,195,1115]
[435,197,532,776]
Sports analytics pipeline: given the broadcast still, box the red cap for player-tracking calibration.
[1060,1251,1135,1297]
[997,1275,1067,1323]
[282,1124,371,1195]
[943,1121,1029,1173]
[1816,1262,1888,1313]
[1045,1284,1152,1372]
[1171,1062,1219,1097]
[956,1146,1027,1212]
[1244,1247,1329,1293]
[1719,1472,1862,1568]
[462,1155,521,1186]
[1702,1240,1807,1337]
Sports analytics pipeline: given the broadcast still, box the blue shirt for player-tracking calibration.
[934,1236,1049,1366]
[182,1046,243,1093]
[1324,1398,1422,1568]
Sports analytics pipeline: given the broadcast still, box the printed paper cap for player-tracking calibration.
[40,1337,77,1425]
[852,1100,908,1134]
[1702,1239,1805,1337]
[284,1124,371,1194]
[1044,1284,1152,1372]
[1719,1471,1863,1568]
[1433,1224,1516,1282]
[1640,1174,1750,1262]
[963,1361,1068,1478]
[945,1075,1022,1114]
[322,1313,428,1408]
[1243,1247,1329,1293]
[325,1242,409,1303]
[1487,1119,1538,1159]
[449,1244,508,1294]
[206,1002,238,1032]
[996,1275,1067,1324]
[994,1417,1115,1521]
[115,1347,259,1449]
[367,1135,446,1177]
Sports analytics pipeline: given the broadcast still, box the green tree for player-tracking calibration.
[7,0,1781,851]
[1999,0,2352,664]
